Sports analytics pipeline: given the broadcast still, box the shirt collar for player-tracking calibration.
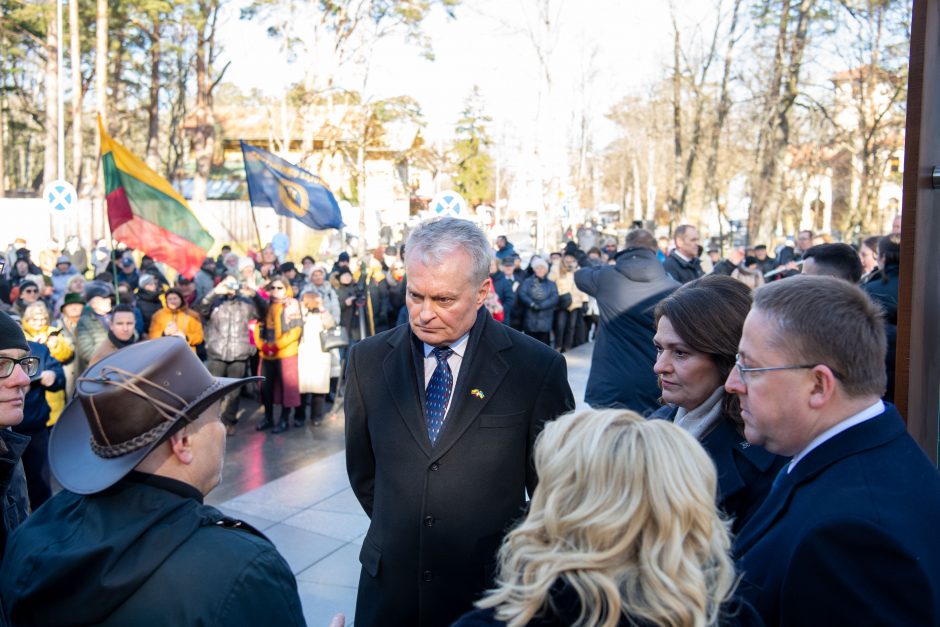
[788,400,885,472]
[423,331,470,359]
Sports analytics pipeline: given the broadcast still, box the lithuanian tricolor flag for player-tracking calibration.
[98,116,213,278]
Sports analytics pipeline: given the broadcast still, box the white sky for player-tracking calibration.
[218,1,721,152]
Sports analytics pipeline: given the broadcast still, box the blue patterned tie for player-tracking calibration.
[425,347,454,445]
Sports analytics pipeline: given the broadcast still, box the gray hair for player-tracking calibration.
[405,218,493,284]
[529,257,549,271]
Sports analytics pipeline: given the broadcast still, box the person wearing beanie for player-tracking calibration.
[50,255,79,307]
[330,251,351,276]
[279,261,306,296]
[148,288,204,353]
[74,281,116,374]
[0,310,33,562]
[134,273,163,332]
[194,257,217,304]
[56,293,86,398]
[11,280,42,318]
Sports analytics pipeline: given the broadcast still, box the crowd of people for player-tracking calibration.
[0,213,934,627]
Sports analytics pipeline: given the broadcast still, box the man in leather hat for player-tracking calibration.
[0,337,306,626]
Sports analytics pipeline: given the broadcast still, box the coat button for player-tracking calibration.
[424,515,435,527]
[423,570,432,582]
[430,462,440,471]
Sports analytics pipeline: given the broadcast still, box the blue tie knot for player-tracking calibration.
[432,347,453,364]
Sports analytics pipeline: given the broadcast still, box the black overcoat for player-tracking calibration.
[345,308,575,627]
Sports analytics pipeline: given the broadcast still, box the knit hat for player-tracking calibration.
[337,252,350,263]
[0,311,28,352]
[56,255,71,266]
[237,256,255,272]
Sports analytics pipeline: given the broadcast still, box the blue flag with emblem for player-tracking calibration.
[240,141,344,230]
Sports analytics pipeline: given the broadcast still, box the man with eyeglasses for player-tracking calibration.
[727,275,940,626]
[0,311,35,563]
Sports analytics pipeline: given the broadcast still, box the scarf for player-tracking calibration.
[673,386,725,440]
[107,329,136,350]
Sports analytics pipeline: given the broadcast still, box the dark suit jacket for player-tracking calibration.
[345,308,575,627]
[650,405,786,534]
[734,406,940,626]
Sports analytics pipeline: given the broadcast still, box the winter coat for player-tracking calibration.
[15,342,64,432]
[0,429,29,565]
[549,265,588,311]
[301,282,341,322]
[50,265,79,304]
[490,273,516,324]
[298,308,335,394]
[148,305,204,352]
[863,263,899,402]
[193,269,216,303]
[22,323,73,424]
[517,275,559,333]
[74,307,111,377]
[135,289,163,332]
[196,291,265,362]
[494,241,517,262]
[0,472,305,627]
[254,287,302,361]
[662,250,705,284]
[575,247,679,414]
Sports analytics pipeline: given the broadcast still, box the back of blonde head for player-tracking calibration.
[478,409,735,627]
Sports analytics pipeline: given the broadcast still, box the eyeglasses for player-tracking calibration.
[0,356,40,379]
[21,289,38,295]
[734,353,842,385]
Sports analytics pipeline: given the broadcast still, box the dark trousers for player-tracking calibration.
[299,393,326,423]
[16,427,50,510]
[206,358,249,425]
[553,309,582,351]
[526,330,551,345]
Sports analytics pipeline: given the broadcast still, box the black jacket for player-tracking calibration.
[662,250,704,284]
[862,263,899,402]
[650,405,787,534]
[16,341,64,432]
[574,248,678,414]
[0,472,305,627]
[345,308,575,627]
[134,289,163,332]
[0,429,29,563]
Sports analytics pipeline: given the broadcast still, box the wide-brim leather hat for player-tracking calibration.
[49,336,262,494]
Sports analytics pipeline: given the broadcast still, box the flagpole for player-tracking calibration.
[97,115,120,305]
[240,140,265,252]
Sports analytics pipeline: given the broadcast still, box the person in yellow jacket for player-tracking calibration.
[21,301,74,425]
[253,275,303,434]
[148,288,204,351]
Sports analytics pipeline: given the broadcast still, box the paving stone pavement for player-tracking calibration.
[216,340,594,626]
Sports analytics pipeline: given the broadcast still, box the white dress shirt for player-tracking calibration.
[788,400,885,473]
[422,332,470,418]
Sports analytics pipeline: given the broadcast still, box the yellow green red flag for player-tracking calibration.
[98,116,213,278]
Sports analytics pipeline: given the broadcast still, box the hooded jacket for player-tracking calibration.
[575,247,678,414]
[0,472,305,627]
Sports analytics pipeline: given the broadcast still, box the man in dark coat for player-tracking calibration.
[662,224,704,284]
[574,229,678,414]
[728,276,940,626]
[0,312,33,566]
[346,218,575,627]
[0,338,305,626]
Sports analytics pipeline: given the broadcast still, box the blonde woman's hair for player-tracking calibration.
[478,409,736,627]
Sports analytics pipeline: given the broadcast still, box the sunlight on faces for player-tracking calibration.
[111,311,137,342]
[725,309,816,456]
[406,249,488,347]
[165,293,182,310]
[0,348,31,427]
[653,316,724,411]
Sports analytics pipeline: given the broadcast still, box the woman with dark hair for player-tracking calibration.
[651,274,786,533]
[862,233,900,402]
[858,235,881,284]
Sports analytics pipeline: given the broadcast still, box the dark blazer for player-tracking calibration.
[734,406,940,626]
[345,308,575,627]
[650,405,786,534]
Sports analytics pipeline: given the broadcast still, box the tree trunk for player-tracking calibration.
[146,19,161,170]
[45,2,59,189]
[94,0,107,186]
[671,18,682,222]
[0,88,5,197]
[69,0,83,188]
[191,0,220,203]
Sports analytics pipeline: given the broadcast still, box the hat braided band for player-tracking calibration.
[77,365,196,459]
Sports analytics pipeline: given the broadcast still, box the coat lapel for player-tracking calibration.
[432,311,512,459]
[734,408,905,556]
[382,328,433,458]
